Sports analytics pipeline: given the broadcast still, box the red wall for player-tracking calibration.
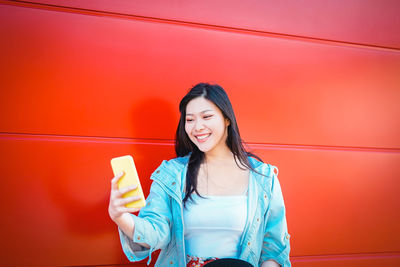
[1,1,399,266]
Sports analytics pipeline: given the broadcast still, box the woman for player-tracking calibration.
[108,83,291,267]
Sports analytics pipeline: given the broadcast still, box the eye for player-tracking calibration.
[203,114,213,119]
[185,118,194,122]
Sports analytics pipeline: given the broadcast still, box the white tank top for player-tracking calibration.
[183,192,248,258]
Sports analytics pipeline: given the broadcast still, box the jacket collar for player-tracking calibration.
[150,155,270,201]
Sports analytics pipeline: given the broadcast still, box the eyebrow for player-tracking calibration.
[186,109,214,116]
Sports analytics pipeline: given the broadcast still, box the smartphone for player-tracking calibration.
[110,155,146,209]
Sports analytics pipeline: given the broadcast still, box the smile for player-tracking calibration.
[195,133,211,141]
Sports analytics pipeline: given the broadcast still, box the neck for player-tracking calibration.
[204,146,234,164]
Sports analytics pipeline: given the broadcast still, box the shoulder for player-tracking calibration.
[248,156,278,177]
[248,156,279,194]
[148,155,190,196]
[157,155,189,173]
[150,155,190,183]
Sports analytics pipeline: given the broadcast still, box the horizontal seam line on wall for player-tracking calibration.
[62,266,146,267]
[246,142,400,153]
[1,132,399,153]
[3,0,400,53]
[62,266,141,267]
[291,251,400,262]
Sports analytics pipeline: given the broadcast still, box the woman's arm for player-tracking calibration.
[108,172,150,248]
[110,166,174,263]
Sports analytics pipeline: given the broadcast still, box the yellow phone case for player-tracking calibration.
[110,155,146,209]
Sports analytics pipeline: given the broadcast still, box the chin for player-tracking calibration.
[190,139,211,153]
[197,146,211,153]
[194,142,215,153]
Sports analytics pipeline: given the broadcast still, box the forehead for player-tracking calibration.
[186,97,220,114]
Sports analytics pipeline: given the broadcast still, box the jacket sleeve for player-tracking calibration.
[118,179,172,265]
[260,167,291,267]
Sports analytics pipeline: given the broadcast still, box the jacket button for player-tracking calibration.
[170,261,173,264]
[137,236,141,240]
[172,182,176,185]
[156,170,160,174]
[247,242,251,246]
[264,194,267,199]
[286,234,290,240]
[256,218,260,222]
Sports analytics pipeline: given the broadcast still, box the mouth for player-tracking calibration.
[195,133,211,142]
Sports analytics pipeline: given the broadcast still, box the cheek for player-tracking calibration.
[214,120,227,134]
[184,123,191,136]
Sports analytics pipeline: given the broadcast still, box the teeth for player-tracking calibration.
[197,134,210,140]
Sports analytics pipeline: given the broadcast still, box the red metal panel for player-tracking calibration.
[16,0,400,49]
[251,147,400,256]
[1,5,399,149]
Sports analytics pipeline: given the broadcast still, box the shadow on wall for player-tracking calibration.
[130,97,179,140]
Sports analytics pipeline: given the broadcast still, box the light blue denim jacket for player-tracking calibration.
[118,155,291,266]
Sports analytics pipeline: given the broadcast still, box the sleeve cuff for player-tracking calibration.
[262,246,290,267]
[118,227,150,262]
[118,214,155,264]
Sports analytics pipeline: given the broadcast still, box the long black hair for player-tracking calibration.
[175,83,262,205]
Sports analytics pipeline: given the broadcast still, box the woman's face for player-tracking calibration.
[185,97,230,154]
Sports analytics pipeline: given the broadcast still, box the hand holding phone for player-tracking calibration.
[110,155,146,209]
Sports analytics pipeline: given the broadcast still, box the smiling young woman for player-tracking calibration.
[108,83,291,267]
[184,97,230,156]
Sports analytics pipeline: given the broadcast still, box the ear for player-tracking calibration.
[225,118,230,127]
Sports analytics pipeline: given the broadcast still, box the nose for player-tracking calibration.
[194,119,205,131]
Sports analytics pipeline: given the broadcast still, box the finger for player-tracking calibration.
[111,171,125,190]
[121,195,142,205]
[117,185,138,197]
[120,206,141,214]
[112,195,141,207]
